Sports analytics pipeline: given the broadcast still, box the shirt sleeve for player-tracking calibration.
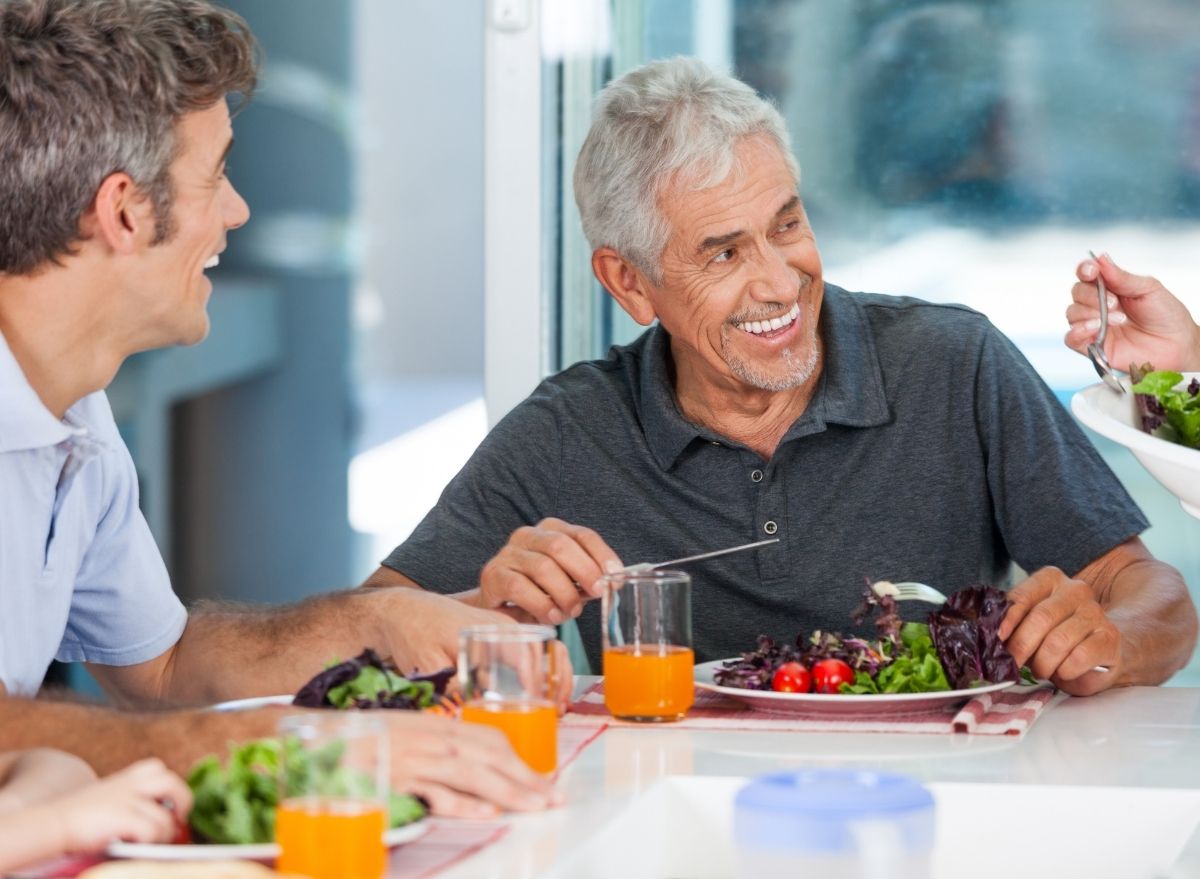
[382,388,563,594]
[972,324,1150,576]
[56,444,187,666]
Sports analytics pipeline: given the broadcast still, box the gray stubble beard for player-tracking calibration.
[723,316,820,392]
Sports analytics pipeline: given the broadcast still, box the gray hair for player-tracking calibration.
[573,56,799,283]
[0,0,258,275]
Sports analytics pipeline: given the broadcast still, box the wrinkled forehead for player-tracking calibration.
[656,137,800,240]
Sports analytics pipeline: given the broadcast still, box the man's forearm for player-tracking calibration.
[160,589,393,705]
[1102,558,1198,684]
[0,698,282,776]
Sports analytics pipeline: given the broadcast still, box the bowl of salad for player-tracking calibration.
[1071,370,1200,518]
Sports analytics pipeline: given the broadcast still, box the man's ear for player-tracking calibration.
[79,172,153,255]
[592,247,658,326]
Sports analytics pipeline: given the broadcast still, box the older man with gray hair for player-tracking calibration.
[368,57,1197,695]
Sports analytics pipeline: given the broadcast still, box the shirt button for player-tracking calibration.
[750,469,764,483]
[763,520,778,535]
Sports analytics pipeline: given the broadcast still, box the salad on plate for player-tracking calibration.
[713,583,1023,696]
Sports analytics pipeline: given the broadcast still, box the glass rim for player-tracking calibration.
[459,623,556,643]
[598,568,691,585]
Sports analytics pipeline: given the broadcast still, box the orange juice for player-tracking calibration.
[461,699,558,773]
[275,797,386,879]
[603,644,695,720]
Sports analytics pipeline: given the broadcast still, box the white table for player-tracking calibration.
[436,682,1200,879]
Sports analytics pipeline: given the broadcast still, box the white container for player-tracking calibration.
[733,769,934,879]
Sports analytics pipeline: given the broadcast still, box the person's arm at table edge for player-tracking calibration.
[91,586,509,709]
[0,685,283,777]
[1004,538,1197,689]
[1077,538,1198,685]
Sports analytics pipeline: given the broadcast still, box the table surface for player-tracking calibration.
[433,681,1200,878]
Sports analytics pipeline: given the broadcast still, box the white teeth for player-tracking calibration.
[737,302,800,335]
[204,255,219,269]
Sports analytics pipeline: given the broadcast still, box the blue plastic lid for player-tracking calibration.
[734,769,935,854]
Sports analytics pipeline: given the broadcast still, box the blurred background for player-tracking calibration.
[66,0,1200,690]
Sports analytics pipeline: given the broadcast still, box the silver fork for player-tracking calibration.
[871,580,1110,674]
[1085,249,1126,394]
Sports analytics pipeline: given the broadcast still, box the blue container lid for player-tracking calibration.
[734,769,935,854]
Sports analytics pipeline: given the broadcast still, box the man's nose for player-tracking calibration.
[224,181,251,230]
[747,243,796,301]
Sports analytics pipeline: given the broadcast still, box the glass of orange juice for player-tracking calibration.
[275,713,388,879]
[458,624,559,774]
[601,570,694,722]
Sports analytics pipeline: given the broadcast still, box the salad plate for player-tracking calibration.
[210,694,293,712]
[695,659,1015,716]
[106,820,429,861]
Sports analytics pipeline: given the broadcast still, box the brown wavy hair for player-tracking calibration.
[0,0,258,274]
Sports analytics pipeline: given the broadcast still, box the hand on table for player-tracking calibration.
[383,712,563,818]
[999,566,1122,696]
[1065,253,1200,372]
[478,518,624,625]
[55,758,192,853]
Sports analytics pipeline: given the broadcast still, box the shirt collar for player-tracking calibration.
[636,283,891,469]
[0,328,87,453]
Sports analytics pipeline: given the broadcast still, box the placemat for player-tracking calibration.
[563,682,1058,736]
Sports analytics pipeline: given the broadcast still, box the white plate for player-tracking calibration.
[695,659,1015,715]
[1071,372,1200,518]
[107,820,428,860]
[210,694,294,712]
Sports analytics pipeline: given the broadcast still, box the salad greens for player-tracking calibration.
[714,583,1021,695]
[1131,368,1200,450]
[293,648,454,711]
[187,737,427,845]
[842,623,951,694]
[927,584,1020,690]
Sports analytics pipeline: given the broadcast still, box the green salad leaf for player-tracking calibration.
[186,737,427,845]
[840,622,952,694]
[1131,370,1200,450]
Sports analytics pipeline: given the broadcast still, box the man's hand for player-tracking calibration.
[372,587,517,677]
[999,567,1122,696]
[382,713,562,818]
[476,518,623,625]
[372,588,575,709]
[1065,253,1200,372]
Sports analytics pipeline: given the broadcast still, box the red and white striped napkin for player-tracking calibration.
[563,682,1058,737]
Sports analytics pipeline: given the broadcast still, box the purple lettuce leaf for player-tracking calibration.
[927,585,1020,689]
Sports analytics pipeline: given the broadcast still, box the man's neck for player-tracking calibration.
[0,271,125,420]
[672,344,823,462]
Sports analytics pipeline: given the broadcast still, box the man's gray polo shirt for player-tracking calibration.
[385,284,1147,669]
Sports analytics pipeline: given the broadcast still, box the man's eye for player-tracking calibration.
[712,248,735,264]
[775,220,798,234]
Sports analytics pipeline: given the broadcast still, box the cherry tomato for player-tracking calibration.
[771,661,812,693]
[812,658,855,694]
[172,821,192,845]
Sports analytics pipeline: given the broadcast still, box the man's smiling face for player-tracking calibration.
[647,136,824,401]
[128,100,249,348]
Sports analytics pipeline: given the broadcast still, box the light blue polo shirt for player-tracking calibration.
[0,330,187,696]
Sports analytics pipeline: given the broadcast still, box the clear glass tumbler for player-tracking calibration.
[458,623,559,774]
[601,569,694,722]
[275,712,389,879]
